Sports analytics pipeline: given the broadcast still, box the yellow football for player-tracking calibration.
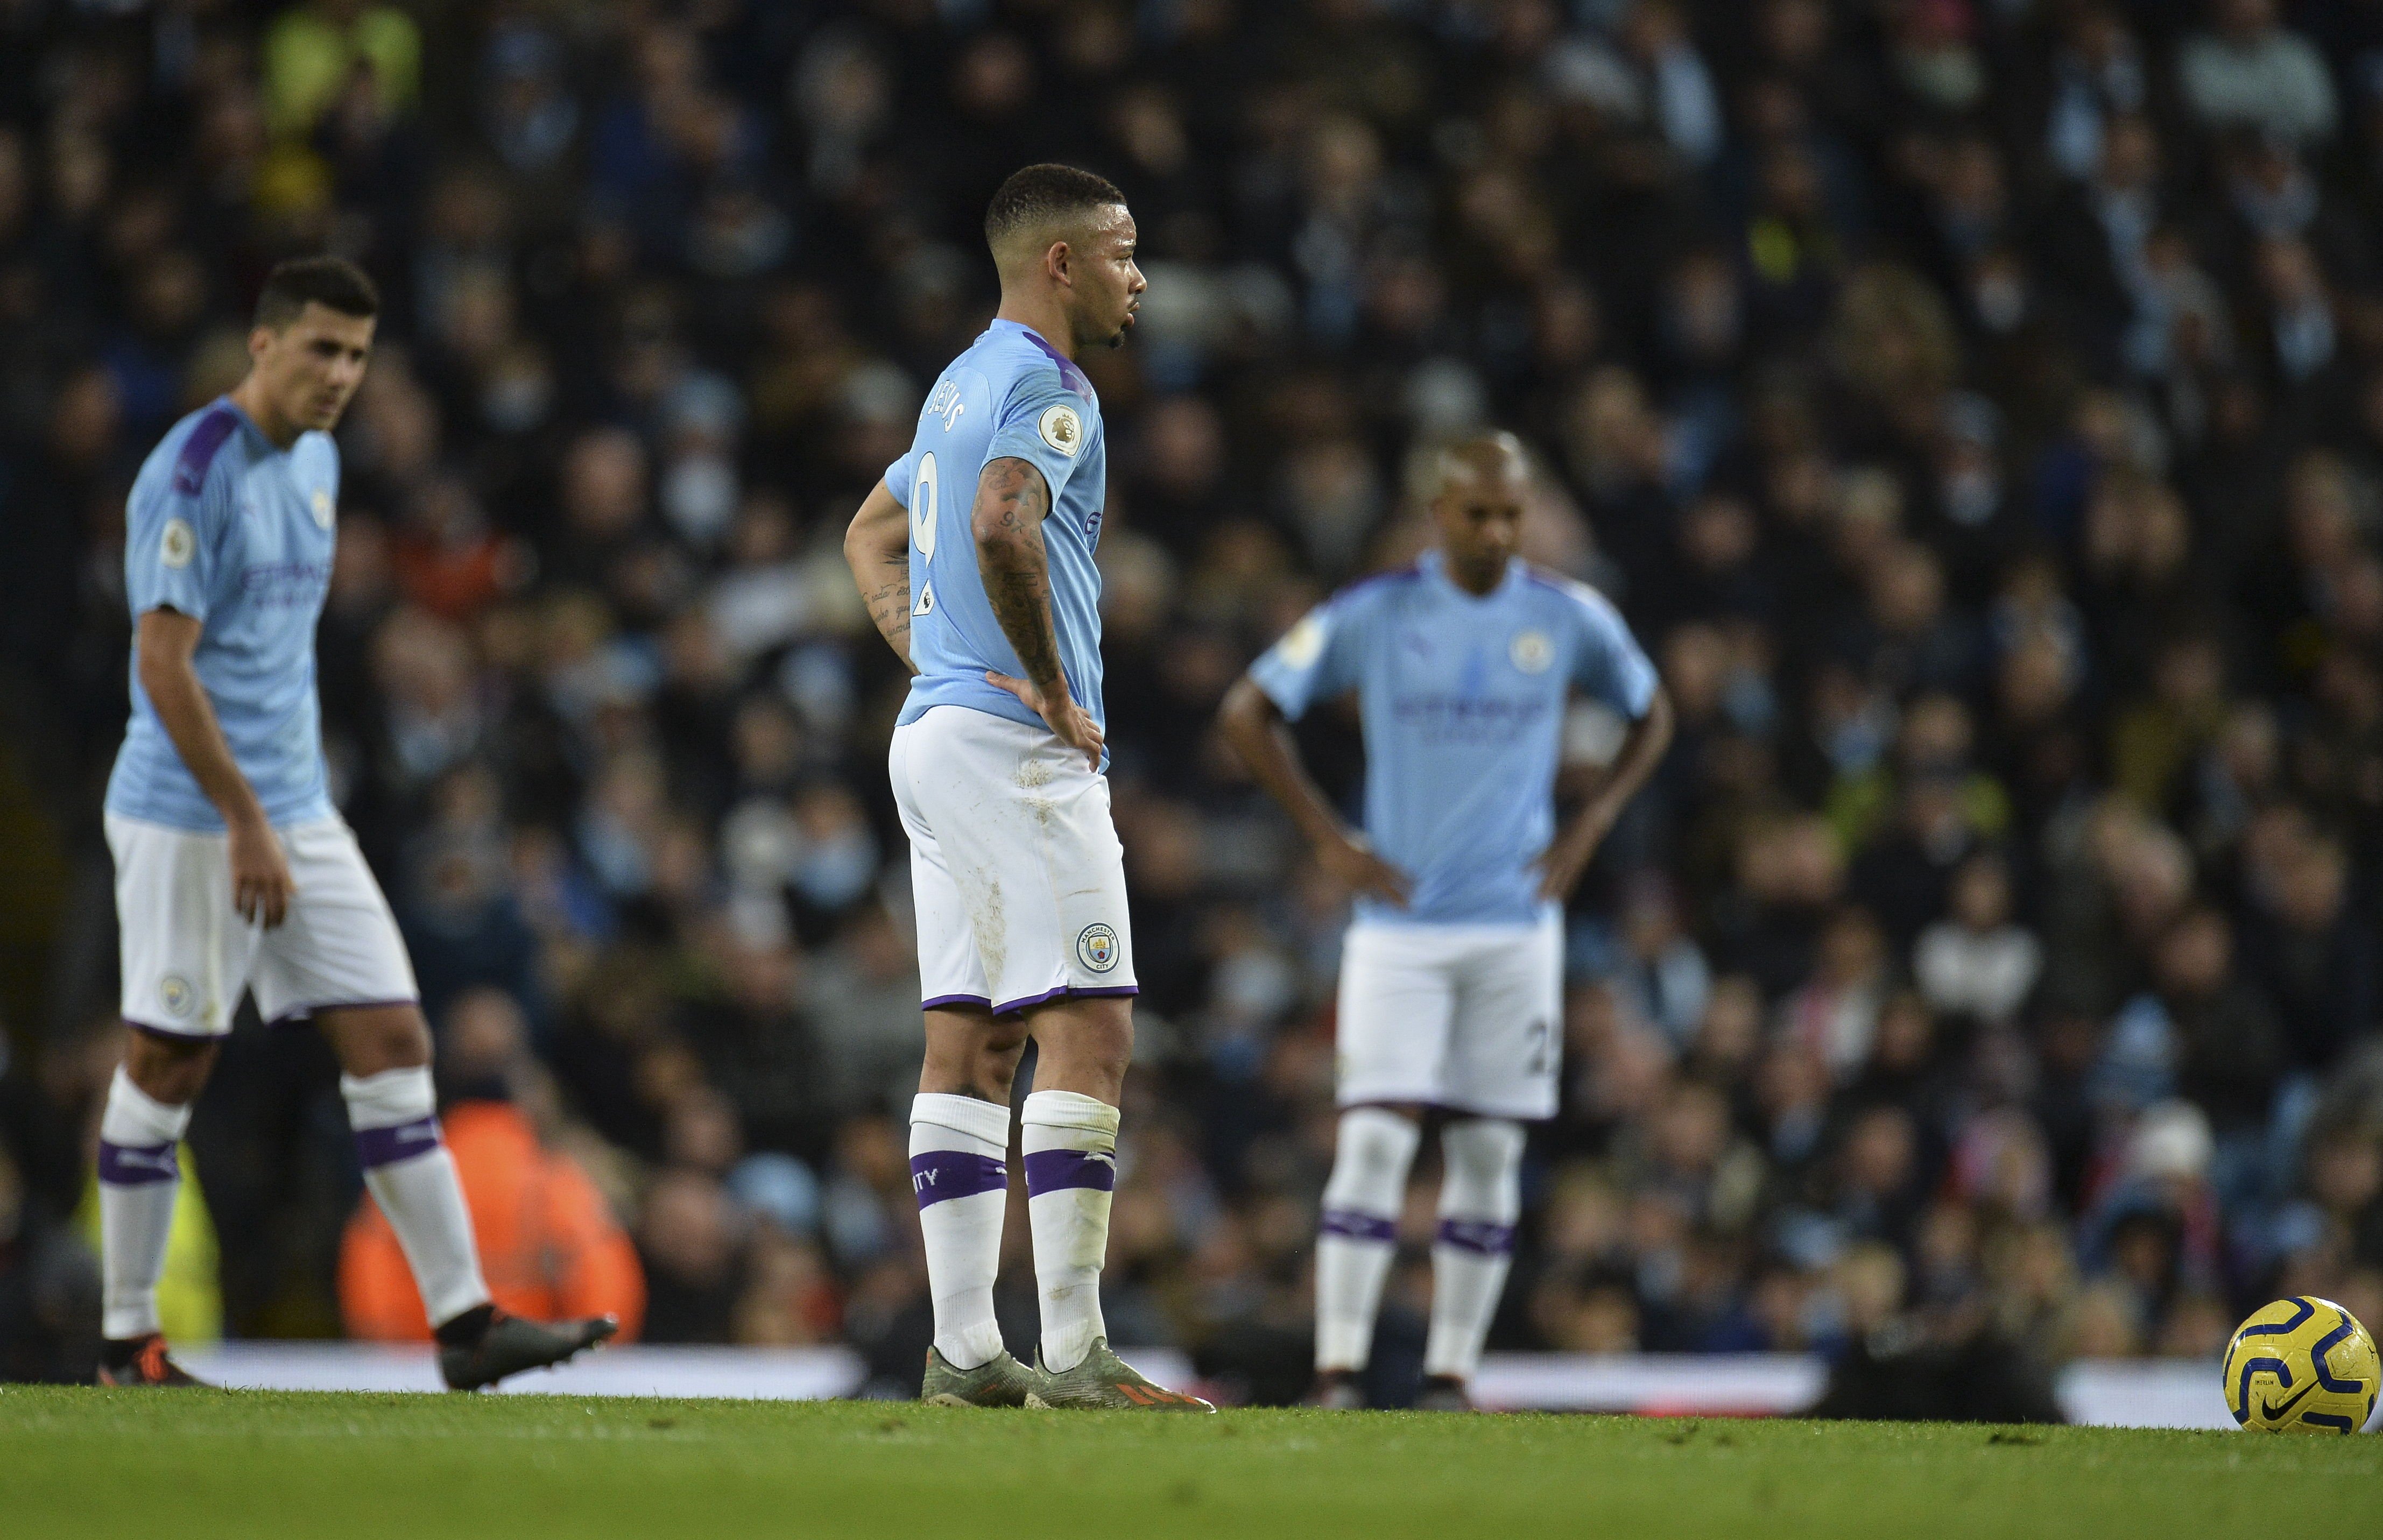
[2222,1296,2379,1433]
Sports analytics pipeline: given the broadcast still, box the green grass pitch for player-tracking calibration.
[2,1388,2378,1539]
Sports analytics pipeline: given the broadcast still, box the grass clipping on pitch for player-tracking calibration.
[2,1388,2379,1539]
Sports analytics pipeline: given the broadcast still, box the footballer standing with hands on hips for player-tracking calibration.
[1221,431,1673,1409]
[845,165,1211,1410]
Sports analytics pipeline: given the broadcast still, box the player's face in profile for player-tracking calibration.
[1069,205,1146,349]
[1434,461,1527,586]
[252,303,376,433]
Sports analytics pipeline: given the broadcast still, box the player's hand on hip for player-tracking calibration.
[228,815,294,928]
[1532,823,1606,903]
[985,670,1104,771]
[1320,832,1411,907]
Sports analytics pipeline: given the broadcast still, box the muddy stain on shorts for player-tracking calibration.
[1015,756,1059,830]
[963,870,1006,985]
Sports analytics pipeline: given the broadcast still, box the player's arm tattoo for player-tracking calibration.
[971,456,1067,691]
[843,478,915,670]
[862,564,911,650]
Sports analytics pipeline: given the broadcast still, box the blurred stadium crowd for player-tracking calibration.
[6,0,2383,1404]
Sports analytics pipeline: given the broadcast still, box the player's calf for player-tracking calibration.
[1314,1107,1423,1380]
[97,1056,201,1375]
[1423,1118,1525,1396]
[343,1063,490,1327]
[910,1089,1014,1376]
[1021,1087,1118,1374]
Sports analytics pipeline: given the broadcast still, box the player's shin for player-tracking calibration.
[1315,1107,1423,1371]
[1424,1117,1525,1383]
[97,1066,193,1340]
[1020,1089,1119,1375]
[342,1067,490,1329]
[911,1092,1013,1372]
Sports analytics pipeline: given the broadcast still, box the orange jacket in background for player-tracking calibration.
[340,1100,646,1342]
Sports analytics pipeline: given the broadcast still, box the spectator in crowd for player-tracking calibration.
[5,0,2383,1402]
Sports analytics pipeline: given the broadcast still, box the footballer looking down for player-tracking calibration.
[844,165,1209,1409]
[97,257,615,1388]
[1221,432,1674,1409]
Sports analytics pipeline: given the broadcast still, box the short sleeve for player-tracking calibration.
[983,371,1090,513]
[884,449,915,507]
[1249,589,1370,720]
[126,455,231,624]
[1561,580,1658,719]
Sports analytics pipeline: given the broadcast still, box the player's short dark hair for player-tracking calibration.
[984,164,1126,252]
[253,256,380,331]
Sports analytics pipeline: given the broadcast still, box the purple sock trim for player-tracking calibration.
[1436,1218,1517,1256]
[354,1115,442,1168]
[1320,1208,1398,1245]
[98,1140,179,1186]
[910,1150,1009,1207]
[1023,1148,1116,1194]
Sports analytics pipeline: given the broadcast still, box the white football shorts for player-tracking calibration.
[889,703,1137,1016]
[108,813,420,1037]
[1335,915,1563,1119]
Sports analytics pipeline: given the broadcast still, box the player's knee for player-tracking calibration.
[1019,997,1132,1103]
[123,1028,217,1105]
[321,1004,432,1076]
[974,1032,1027,1100]
[1084,1016,1134,1077]
[1326,1105,1425,1200]
[1439,1117,1526,1216]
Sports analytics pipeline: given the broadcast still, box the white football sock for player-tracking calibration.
[911,1092,1013,1371]
[1425,1117,1525,1382]
[1314,1107,1422,1372]
[342,1067,490,1329]
[1020,1089,1119,1374]
[98,1066,192,1340]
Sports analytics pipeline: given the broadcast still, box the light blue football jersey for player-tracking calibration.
[887,320,1109,746]
[105,398,341,832]
[1249,551,1658,926]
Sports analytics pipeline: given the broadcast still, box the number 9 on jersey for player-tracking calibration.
[912,450,939,559]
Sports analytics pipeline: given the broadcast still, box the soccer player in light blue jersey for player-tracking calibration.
[845,165,1208,1410]
[1221,432,1674,1409]
[95,258,612,1389]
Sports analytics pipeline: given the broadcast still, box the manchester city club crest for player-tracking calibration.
[312,488,335,529]
[1510,628,1554,674]
[159,974,195,1019]
[1075,922,1120,973]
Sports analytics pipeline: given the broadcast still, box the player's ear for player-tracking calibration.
[1046,239,1073,288]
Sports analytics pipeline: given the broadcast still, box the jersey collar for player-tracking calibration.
[215,395,283,457]
[1420,548,1521,603]
[986,319,1094,399]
